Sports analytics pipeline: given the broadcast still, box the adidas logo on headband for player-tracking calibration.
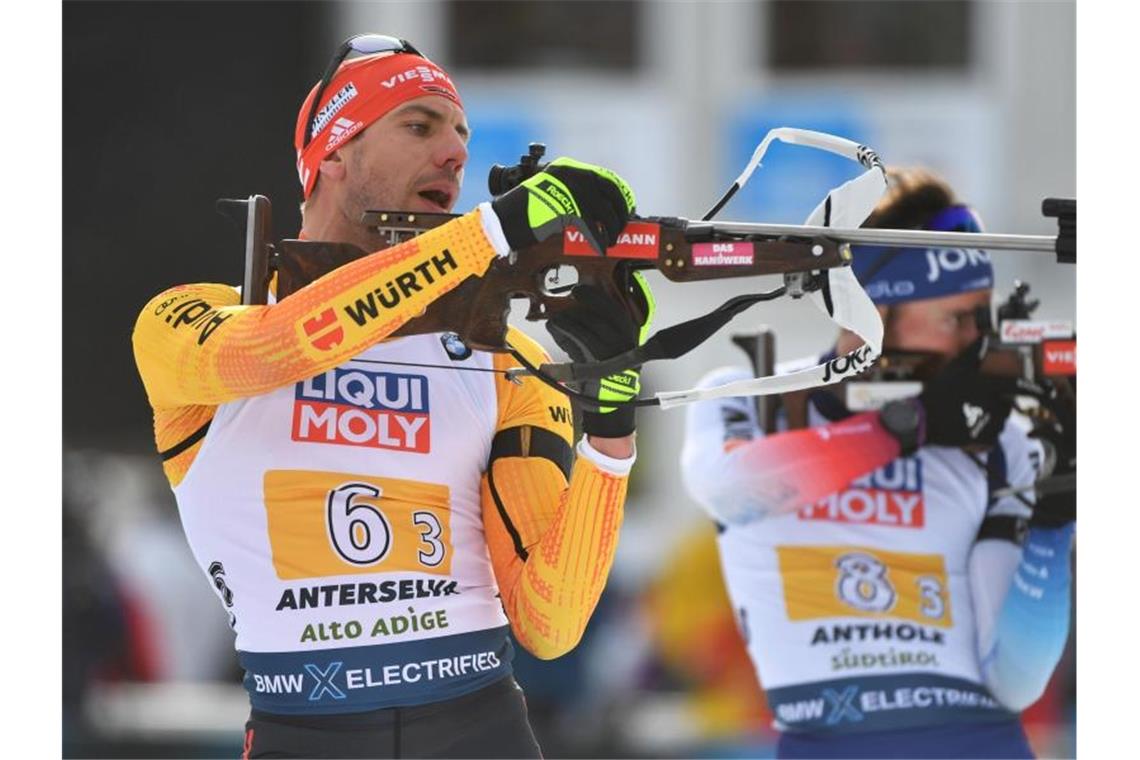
[326,117,362,151]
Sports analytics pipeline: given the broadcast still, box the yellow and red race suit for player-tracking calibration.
[132,206,632,714]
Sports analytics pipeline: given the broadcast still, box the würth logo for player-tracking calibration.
[549,406,572,425]
[293,368,431,453]
[342,251,459,327]
[302,309,345,352]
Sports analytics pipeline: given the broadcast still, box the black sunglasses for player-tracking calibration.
[302,34,423,150]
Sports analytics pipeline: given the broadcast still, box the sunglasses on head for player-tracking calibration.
[302,34,423,150]
[923,205,983,234]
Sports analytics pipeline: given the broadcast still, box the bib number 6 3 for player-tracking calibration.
[327,482,445,568]
[263,469,452,580]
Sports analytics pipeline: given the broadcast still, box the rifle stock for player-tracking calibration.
[266,208,851,351]
[218,194,275,307]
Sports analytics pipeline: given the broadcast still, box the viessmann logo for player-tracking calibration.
[563,222,660,259]
[292,368,431,452]
[798,458,925,528]
[1042,340,1076,375]
[381,65,454,89]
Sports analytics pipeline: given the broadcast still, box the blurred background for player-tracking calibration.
[63,1,1075,757]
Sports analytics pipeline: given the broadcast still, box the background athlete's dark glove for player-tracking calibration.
[490,157,637,254]
[917,336,1016,448]
[546,271,655,438]
[1028,397,1076,528]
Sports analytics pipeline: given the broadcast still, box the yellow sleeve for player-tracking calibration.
[132,208,498,410]
[481,328,629,659]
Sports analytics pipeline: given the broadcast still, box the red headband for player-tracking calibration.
[294,52,463,198]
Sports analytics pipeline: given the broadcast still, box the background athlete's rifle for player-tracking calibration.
[731,330,778,434]
[736,280,1076,500]
[821,281,1077,409]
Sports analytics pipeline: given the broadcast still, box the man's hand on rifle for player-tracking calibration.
[547,271,655,443]
[491,157,637,255]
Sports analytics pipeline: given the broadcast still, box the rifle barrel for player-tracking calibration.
[689,221,1057,253]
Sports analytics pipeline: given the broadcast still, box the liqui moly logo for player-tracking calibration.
[563,222,659,258]
[799,459,925,528]
[292,369,430,453]
[999,320,1075,344]
[691,242,755,267]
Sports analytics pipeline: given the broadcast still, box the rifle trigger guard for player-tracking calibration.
[784,272,809,299]
[784,270,826,300]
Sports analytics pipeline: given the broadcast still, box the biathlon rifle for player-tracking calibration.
[220,129,1076,410]
[731,279,1077,499]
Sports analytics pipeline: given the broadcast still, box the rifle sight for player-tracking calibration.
[488,142,547,195]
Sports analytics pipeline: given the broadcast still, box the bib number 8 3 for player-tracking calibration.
[776,544,950,625]
[835,552,897,613]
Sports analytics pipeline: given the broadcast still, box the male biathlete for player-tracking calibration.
[681,168,1074,759]
[133,35,652,759]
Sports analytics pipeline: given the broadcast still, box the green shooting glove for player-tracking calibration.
[490,157,636,255]
[546,270,655,438]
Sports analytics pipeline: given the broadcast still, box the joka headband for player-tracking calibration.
[851,204,995,305]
